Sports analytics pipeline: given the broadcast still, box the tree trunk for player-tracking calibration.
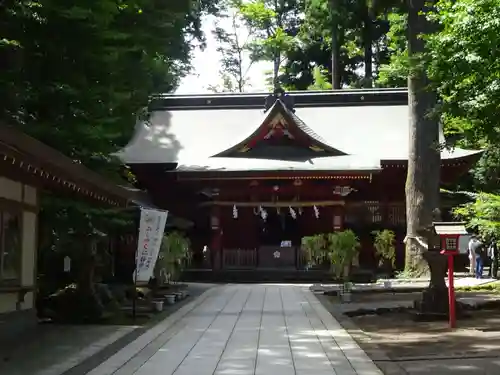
[273,0,284,90]
[405,0,440,277]
[362,4,373,88]
[77,238,104,321]
[330,0,341,89]
[405,0,453,316]
[273,53,280,90]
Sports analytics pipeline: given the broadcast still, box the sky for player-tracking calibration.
[176,15,271,94]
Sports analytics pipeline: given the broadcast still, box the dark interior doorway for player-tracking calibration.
[258,209,300,246]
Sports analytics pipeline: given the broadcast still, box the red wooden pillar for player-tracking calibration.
[210,206,223,270]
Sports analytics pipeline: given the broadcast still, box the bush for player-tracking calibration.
[40,282,123,323]
[302,230,360,279]
[372,229,396,271]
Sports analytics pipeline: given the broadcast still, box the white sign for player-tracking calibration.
[134,208,168,283]
[63,256,71,272]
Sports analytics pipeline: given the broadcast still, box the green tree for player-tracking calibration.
[454,193,500,241]
[427,0,500,144]
[282,0,403,90]
[211,1,256,92]
[376,9,409,87]
[404,0,441,277]
[379,0,500,146]
[307,66,333,90]
[238,0,301,88]
[1,0,221,318]
[427,0,500,203]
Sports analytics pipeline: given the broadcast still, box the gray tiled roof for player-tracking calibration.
[115,101,482,169]
[280,101,333,149]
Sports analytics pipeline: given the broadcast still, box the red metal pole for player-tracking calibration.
[448,255,456,328]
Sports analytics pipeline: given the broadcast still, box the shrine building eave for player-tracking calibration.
[172,155,380,173]
[380,148,484,167]
[0,123,138,206]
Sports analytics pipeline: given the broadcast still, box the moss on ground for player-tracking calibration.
[456,281,500,293]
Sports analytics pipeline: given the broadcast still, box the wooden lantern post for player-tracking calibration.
[433,222,468,329]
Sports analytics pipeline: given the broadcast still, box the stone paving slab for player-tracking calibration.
[88,284,383,375]
[0,283,215,375]
[0,325,135,375]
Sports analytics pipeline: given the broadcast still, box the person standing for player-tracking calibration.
[470,236,485,279]
[488,240,499,279]
[468,236,478,276]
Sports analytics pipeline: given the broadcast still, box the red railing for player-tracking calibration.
[222,248,257,269]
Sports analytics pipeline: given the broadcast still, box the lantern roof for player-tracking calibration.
[433,222,468,235]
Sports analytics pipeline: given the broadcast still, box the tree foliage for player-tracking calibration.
[281,0,400,89]
[0,0,221,289]
[307,66,333,90]
[372,229,396,267]
[454,193,500,241]
[211,1,255,92]
[210,0,303,90]
[239,0,302,86]
[210,0,411,90]
[301,230,360,278]
[427,0,500,144]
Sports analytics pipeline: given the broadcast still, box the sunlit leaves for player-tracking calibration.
[212,4,254,92]
[236,0,301,85]
[307,65,332,90]
[1,0,221,254]
[454,192,500,240]
[240,0,276,30]
[427,0,500,143]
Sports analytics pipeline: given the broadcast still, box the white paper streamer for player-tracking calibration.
[260,206,268,221]
[313,205,320,219]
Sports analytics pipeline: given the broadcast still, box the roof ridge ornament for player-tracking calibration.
[264,87,295,113]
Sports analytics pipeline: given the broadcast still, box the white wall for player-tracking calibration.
[0,177,38,314]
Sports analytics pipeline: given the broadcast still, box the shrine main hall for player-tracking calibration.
[116,88,480,277]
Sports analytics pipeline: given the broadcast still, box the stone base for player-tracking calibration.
[413,286,451,315]
[413,285,469,322]
[0,309,38,343]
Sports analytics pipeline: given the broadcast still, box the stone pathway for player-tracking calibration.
[0,325,135,375]
[88,284,383,375]
[0,283,214,375]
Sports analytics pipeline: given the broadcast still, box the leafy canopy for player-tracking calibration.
[427,0,500,143]
[454,193,500,241]
[0,0,220,258]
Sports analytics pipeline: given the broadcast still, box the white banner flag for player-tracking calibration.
[134,208,168,283]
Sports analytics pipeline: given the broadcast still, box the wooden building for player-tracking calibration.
[0,124,134,339]
[116,89,480,277]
